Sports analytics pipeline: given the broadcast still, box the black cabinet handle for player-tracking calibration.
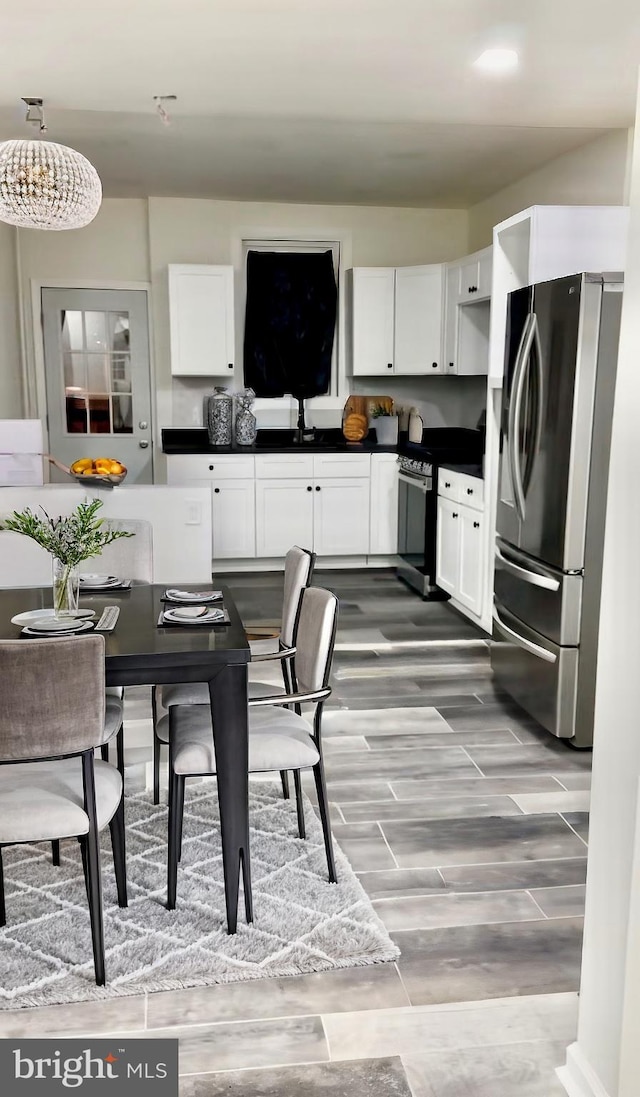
[448,362,454,369]
[315,485,321,492]
[228,363,234,370]
[306,485,312,492]
[209,464,214,471]
[473,521,480,528]
[467,488,473,495]
[444,481,451,488]
[452,512,458,519]
[431,362,438,369]
[387,362,393,369]
[214,487,220,494]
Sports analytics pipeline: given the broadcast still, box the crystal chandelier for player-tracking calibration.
[0,101,102,231]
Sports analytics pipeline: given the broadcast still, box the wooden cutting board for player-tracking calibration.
[343,395,393,420]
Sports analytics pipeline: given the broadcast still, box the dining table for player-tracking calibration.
[0,582,252,934]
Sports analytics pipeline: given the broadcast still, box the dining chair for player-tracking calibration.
[0,635,127,986]
[151,545,315,805]
[81,518,153,583]
[160,586,339,909]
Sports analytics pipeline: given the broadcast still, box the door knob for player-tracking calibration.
[139,440,149,449]
[139,420,148,430]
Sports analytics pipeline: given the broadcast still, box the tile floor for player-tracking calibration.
[0,570,589,1096]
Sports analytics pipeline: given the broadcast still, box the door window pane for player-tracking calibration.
[113,394,133,433]
[66,394,87,434]
[108,312,130,352]
[86,354,109,394]
[62,311,84,352]
[85,312,107,351]
[63,352,86,390]
[111,354,131,393]
[88,396,111,434]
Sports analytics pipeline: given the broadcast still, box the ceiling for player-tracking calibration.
[0,0,639,207]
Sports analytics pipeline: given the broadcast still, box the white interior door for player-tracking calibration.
[42,288,153,483]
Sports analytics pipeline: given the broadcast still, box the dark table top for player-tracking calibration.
[0,583,250,686]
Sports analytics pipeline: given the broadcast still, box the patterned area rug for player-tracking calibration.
[0,783,399,1008]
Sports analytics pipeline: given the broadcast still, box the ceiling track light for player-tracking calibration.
[0,98,102,231]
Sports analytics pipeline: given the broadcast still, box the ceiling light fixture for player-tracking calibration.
[154,95,177,126]
[473,48,519,74]
[0,98,102,231]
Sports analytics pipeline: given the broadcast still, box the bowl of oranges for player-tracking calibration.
[69,457,128,486]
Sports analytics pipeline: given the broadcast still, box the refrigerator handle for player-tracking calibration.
[511,313,537,522]
[495,548,560,591]
[493,605,558,664]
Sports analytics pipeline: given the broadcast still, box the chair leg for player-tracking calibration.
[176,774,185,863]
[100,743,109,763]
[109,799,128,908]
[280,770,290,799]
[81,753,106,987]
[313,758,337,884]
[51,839,61,866]
[167,763,183,910]
[152,687,161,805]
[293,770,306,839]
[0,847,5,927]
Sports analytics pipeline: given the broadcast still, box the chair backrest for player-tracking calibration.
[79,518,153,582]
[281,546,314,647]
[294,586,338,694]
[0,635,107,762]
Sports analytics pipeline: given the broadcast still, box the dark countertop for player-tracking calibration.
[440,461,484,480]
[162,427,399,455]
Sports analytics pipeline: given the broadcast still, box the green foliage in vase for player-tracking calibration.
[371,404,394,418]
[1,498,134,566]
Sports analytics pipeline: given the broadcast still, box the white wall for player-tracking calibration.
[468,129,632,251]
[147,197,469,434]
[352,374,486,430]
[0,221,22,417]
[557,90,640,1097]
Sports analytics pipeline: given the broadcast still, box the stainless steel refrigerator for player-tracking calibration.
[492,272,623,747]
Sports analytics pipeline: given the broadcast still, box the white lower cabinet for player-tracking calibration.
[436,496,484,617]
[255,480,314,557]
[370,453,399,554]
[457,507,484,615]
[313,478,371,557]
[212,480,256,559]
[436,497,460,597]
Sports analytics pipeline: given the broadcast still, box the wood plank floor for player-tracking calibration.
[0,570,586,1096]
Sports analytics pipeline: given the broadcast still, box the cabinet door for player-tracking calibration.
[369,455,399,555]
[169,265,235,377]
[458,259,480,304]
[394,265,444,375]
[313,479,370,556]
[255,480,314,558]
[458,507,484,616]
[212,480,256,559]
[435,496,460,597]
[349,268,395,375]
[477,247,493,299]
[443,264,460,375]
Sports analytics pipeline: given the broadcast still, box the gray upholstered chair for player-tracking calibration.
[80,518,153,583]
[0,635,127,986]
[151,545,315,805]
[160,586,339,909]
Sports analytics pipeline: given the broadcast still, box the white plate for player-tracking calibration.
[168,606,210,620]
[28,616,93,633]
[11,608,95,627]
[163,607,225,625]
[22,620,95,637]
[166,588,223,602]
[79,574,120,588]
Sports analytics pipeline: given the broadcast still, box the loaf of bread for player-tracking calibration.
[343,412,368,441]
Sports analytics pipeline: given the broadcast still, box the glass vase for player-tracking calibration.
[52,558,80,618]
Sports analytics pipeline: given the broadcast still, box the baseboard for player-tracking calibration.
[556,1044,613,1097]
[212,555,399,573]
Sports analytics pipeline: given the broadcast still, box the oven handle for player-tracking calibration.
[398,471,431,493]
[493,605,558,664]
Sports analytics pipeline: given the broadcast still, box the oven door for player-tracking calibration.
[397,470,430,571]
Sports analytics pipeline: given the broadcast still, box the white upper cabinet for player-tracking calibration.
[348,268,395,376]
[168,264,235,377]
[456,247,493,304]
[444,247,492,376]
[394,265,444,375]
[348,265,443,376]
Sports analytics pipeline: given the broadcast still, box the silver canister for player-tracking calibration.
[206,388,233,446]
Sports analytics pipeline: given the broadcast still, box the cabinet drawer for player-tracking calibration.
[255,453,314,480]
[166,454,255,482]
[457,472,484,511]
[313,453,370,479]
[438,468,484,511]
